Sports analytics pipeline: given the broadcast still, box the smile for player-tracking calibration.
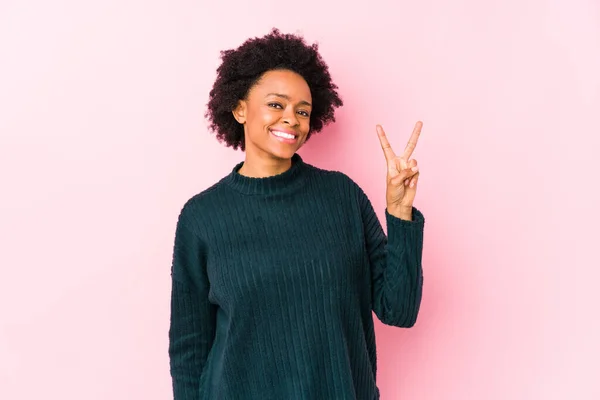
[270,129,298,143]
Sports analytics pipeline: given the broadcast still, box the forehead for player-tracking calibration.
[251,69,312,101]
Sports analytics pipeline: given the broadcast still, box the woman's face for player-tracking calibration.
[233,69,312,161]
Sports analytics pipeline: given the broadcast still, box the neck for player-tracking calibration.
[225,153,305,196]
[238,152,293,178]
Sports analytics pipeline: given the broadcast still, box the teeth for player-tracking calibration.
[272,130,295,139]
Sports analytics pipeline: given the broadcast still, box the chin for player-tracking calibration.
[268,141,303,160]
[269,148,296,160]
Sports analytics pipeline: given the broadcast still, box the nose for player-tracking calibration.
[281,106,299,127]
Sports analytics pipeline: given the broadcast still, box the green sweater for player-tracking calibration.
[168,153,425,399]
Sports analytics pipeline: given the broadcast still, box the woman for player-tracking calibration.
[169,28,425,399]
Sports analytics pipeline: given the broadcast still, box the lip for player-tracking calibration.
[270,127,298,136]
[269,128,298,144]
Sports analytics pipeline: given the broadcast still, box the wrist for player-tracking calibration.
[388,205,413,221]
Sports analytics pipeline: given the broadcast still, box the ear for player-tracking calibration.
[232,100,247,124]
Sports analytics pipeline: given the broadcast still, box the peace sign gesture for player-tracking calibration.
[376,121,422,220]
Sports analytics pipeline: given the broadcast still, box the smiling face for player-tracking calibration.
[232,69,313,162]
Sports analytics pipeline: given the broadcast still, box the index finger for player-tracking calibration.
[376,124,396,162]
[402,121,423,159]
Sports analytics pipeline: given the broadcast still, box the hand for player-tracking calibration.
[376,121,422,218]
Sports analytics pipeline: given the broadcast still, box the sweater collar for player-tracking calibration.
[224,153,307,195]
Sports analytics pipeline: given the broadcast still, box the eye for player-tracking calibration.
[297,110,310,117]
[267,102,283,109]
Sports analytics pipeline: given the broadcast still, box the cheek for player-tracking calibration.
[258,109,279,128]
[302,118,311,133]
[246,106,273,127]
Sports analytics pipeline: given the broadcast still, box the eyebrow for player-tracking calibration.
[266,93,312,107]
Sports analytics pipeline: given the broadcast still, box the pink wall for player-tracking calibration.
[1,0,599,399]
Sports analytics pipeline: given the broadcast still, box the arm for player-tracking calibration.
[358,187,425,327]
[169,214,216,399]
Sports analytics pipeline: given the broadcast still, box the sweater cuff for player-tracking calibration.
[385,206,425,229]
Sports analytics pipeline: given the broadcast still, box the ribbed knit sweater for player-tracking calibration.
[168,153,425,400]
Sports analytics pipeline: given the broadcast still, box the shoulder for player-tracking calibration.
[308,164,372,207]
[303,160,376,209]
[175,179,227,229]
[303,162,375,219]
[303,162,364,194]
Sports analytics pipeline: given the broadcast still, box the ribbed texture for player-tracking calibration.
[168,153,425,400]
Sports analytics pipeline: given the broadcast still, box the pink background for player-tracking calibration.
[1,0,599,399]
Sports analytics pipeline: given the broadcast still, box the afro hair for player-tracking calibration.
[205,28,343,151]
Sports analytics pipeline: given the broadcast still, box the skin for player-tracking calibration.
[232,68,422,221]
[232,69,312,178]
[377,121,422,221]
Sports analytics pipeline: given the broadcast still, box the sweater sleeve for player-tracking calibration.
[168,214,217,399]
[357,187,425,327]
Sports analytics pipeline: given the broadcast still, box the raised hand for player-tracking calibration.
[376,121,422,220]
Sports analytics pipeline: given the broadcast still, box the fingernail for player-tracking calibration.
[411,166,419,172]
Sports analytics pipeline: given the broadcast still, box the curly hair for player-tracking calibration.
[205,28,343,151]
